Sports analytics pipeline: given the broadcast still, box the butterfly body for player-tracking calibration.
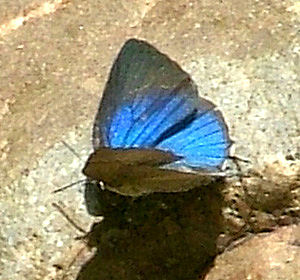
[83,39,232,196]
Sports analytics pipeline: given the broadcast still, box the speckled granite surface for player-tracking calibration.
[0,1,299,279]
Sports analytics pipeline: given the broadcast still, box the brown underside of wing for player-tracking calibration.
[83,148,214,196]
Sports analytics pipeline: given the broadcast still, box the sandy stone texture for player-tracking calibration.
[0,0,299,279]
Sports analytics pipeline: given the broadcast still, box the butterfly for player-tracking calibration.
[83,39,232,196]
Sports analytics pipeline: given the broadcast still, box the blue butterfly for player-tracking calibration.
[83,39,232,196]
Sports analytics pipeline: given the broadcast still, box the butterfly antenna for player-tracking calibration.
[53,140,86,193]
[53,179,87,193]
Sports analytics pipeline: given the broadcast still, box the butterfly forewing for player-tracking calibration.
[93,39,193,149]
[109,81,200,148]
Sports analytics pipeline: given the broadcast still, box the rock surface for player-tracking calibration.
[0,0,299,279]
[205,225,300,280]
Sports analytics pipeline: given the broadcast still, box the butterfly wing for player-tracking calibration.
[93,39,195,148]
[156,104,231,170]
[92,39,231,171]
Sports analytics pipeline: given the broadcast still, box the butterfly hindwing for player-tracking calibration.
[157,102,231,170]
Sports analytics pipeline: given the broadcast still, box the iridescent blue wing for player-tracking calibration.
[93,39,194,148]
[93,39,231,171]
[156,100,231,170]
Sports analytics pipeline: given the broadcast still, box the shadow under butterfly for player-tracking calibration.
[83,39,232,196]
